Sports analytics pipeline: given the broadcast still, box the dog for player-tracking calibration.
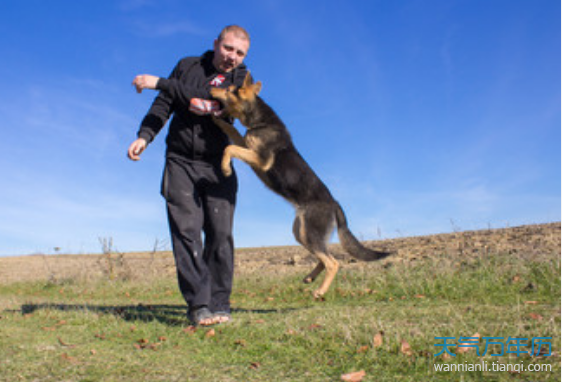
[210,73,392,298]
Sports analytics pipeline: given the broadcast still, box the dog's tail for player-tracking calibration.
[335,203,392,262]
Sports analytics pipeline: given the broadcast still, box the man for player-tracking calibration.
[128,25,251,326]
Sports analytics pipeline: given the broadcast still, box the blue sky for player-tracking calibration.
[0,0,559,256]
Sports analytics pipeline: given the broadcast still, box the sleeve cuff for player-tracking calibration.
[137,130,154,144]
[156,77,170,92]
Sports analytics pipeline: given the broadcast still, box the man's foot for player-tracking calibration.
[212,311,232,324]
[189,306,215,326]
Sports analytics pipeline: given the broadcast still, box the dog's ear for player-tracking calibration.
[252,81,262,95]
[243,72,252,88]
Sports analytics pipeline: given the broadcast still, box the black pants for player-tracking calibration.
[161,156,237,313]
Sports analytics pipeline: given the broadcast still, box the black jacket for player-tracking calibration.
[137,51,250,162]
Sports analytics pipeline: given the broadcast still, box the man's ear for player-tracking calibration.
[252,81,262,95]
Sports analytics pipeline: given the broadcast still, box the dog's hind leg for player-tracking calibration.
[293,206,339,297]
[303,262,324,284]
[293,211,325,284]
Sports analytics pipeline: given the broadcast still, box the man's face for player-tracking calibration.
[213,32,249,73]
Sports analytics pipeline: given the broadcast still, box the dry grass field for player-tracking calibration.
[1,222,559,286]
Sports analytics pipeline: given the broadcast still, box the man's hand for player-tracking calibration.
[189,98,221,116]
[132,75,159,93]
[127,138,147,161]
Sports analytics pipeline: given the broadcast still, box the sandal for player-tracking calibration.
[189,306,215,326]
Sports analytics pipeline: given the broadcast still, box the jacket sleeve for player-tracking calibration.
[155,77,211,108]
[136,59,202,144]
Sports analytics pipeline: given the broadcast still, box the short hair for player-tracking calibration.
[218,25,250,44]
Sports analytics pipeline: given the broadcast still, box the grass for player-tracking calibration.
[0,250,559,381]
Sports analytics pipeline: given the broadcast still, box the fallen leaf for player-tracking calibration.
[414,294,425,299]
[512,275,521,283]
[158,336,167,342]
[137,338,149,345]
[249,362,260,370]
[341,370,366,382]
[525,301,538,305]
[234,339,247,347]
[254,319,266,324]
[58,337,77,348]
[183,326,197,334]
[90,349,97,355]
[357,345,369,354]
[532,347,552,358]
[400,340,413,356]
[373,331,384,348]
[60,353,80,364]
[529,313,543,320]
[205,329,216,338]
[308,323,322,330]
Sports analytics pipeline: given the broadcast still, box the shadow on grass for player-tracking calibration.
[18,303,300,326]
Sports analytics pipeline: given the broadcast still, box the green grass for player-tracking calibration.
[0,252,559,381]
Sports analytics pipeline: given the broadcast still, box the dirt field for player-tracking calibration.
[0,222,559,284]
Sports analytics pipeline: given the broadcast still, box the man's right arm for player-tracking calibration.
[135,59,190,144]
[132,74,220,117]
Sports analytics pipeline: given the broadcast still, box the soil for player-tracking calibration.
[0,222,559,284]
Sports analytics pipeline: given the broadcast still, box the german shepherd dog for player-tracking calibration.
[210,73,391,298]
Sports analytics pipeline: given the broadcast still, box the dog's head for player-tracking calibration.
[210,72,262,127]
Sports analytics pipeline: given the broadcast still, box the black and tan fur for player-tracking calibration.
[210,73,391,298]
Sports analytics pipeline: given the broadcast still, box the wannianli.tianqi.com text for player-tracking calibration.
[433,361,552,372]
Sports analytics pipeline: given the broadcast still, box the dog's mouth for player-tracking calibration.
[209,87,228,101]
[210,86,244,118]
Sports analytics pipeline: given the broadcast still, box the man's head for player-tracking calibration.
[213,25,250,73]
